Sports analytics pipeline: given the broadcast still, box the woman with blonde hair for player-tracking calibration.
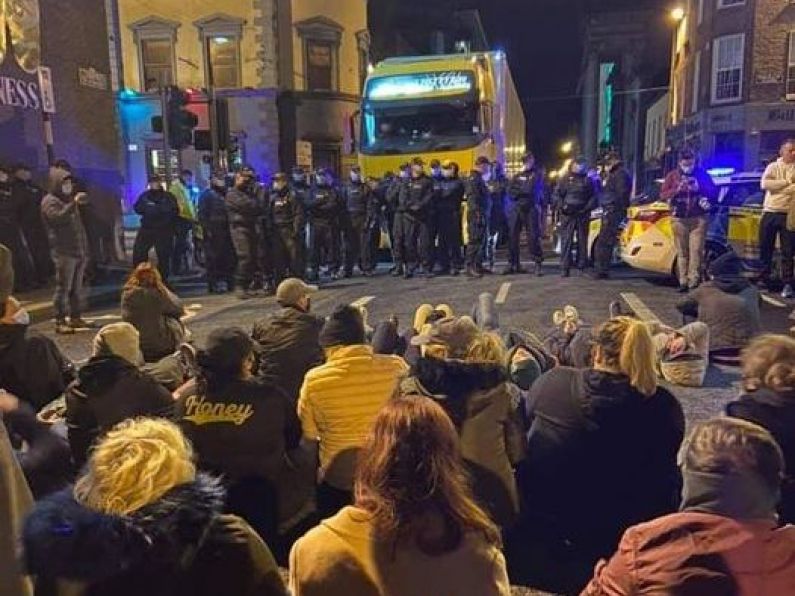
[21,418,287,596]
[121,262,186,362]
[402,316,525,529]
[290,396,510,595]
[727,334,795,523]
[510,316,685,594]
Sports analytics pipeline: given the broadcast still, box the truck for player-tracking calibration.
[358,51,527,178]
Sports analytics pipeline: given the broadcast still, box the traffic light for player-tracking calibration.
[166,86,198,150]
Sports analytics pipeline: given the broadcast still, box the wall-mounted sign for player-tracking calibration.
[37,66,55,113]
[296,140,312,169]
[768,108,795,123]
[79,67,108,91]
[0,75,41,109]
[755,71,783,85]
[366,71,474,100]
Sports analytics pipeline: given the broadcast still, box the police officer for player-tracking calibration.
[11,164,52,285]
[436,160,465,275]
[268,172,306,283]
[386,164,410,273]
[341,165,375,277]
[197,171,236,293]
[464,157,491,279]
[226,169,264,298]
[306,168,344,282]
[132,174,179,281]
[0,165,33,291]
[484,161,506,273]
[592,151,632,279]
[394,157,434,279]
[505,152,545,276]
[428,158,444,271]
[554,156,598,277]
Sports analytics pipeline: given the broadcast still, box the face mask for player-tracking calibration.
[292,174,304,183]
[432,168,441,177]
[442,169,454,179]
[572,165,587,175]
[399,170,410,179]
[0,173,7,183]
[11,308,29,326]
[525,161,535,170]
[273,182,287,191]
[350,172,361,183]
[411,166,424,176]
[681,165,694,175]
[62,184,74,195]
[482,170,493,181]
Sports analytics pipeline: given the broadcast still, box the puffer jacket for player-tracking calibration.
[40,173,88,258]
[401,356,526,528]
[676,277,761,351]
[21,474,288,596]
[582,512,795,595]
[252,306,324,404]
[65,355,174,468]
[298,344,408,490]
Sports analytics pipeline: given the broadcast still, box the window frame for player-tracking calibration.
[194,14,245,89]
[692,50,701,113]
[711,33,745,105]
[130,17,180,92]
[717,0,745,8]
[787,31,795,100]
[295,17,343,93]
[305,39,336,92]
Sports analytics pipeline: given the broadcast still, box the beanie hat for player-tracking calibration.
[320,305,366,348]
[708,251,744,278]
[508,345,543,390]
[93,323,143,366]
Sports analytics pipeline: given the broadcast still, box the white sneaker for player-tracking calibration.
[782,284,794,299]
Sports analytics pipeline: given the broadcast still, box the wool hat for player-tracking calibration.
[319,305,366,348]
[708,251,744,278]
[92,323,143,366]
[507,345,543,391]
[276,278,318,307]
[411,316,479,359]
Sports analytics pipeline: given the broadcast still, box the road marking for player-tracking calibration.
[761,293,788,308]
[350,296,375,308]
[87,314,121,322]
[620,292,662,324]
[495,282,511,305]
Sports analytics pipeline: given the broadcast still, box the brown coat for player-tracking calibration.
[582,511,795,595]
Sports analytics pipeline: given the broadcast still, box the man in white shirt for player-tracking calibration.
[760,139,795,298]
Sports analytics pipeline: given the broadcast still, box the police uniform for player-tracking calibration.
[268,179,306,282]
[226,175,264,294]
[341,174,376,276]
[394,171,434,277]
[197,181,236,292]
[554,167,598,275]
[464,169,489,276]
[306,173,344,280]
[505,165,545,273]
[436,165,465,274]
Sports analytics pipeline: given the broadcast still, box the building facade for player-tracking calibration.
[0,0,121,219]
[643,92,670,184]
[113,0,368,207]
[668,0,795,171]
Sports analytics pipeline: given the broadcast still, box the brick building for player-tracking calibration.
[0,0,121,221]
[668,0,795,171]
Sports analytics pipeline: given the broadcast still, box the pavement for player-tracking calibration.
[28,259,794,431]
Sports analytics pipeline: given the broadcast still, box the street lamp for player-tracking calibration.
[670,7,685,21]
[560,140,574,155]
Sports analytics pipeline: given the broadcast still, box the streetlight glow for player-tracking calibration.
[560,140,574,154]
[670,7,685,21]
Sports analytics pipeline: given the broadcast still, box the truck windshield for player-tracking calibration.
[361,100,482,155]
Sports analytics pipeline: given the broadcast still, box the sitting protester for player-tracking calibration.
[370,315,407,355]
[543,305,592,368]
[176,327,311,549]
[583,417,795,595]
[298,305,408,517]
[512,317,684,594]
[0,296,75,410]
[65,323,174,468]
[1,416,33,596]
[290,396,510,596]
[727,334,795,524]
[402,317,526,528]
[649,321,710,387]
[401,303,453,365]
[676,251,761,360]
[0,390,72,498]
[252,278,324,405]
[121,262,187,363]
[22,418,288,596]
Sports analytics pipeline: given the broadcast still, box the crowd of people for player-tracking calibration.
[2,253,795,593]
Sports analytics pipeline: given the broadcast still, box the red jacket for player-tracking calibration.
[660,168,718,219]
[581,511,795,595]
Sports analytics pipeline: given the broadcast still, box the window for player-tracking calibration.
[788,32,795,99]
[130,17,180,92]
[692,51,701,113]
[711,33,744,104]
[206,36,240,88]
[140,39,174,90]
[717,0,745,7]
[356,30,371,95]
[306,40,334,91]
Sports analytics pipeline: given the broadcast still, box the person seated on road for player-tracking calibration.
[1,415,33,596]
[0,390,72,499]
[121,262,187,363]
[176,327,311,556]
[370,314,407,355]
[401,303,453,365]
[298,305,408,518]
[582,417,795,595]
[676,251,761,363]
[726,334,795,524]
[290,396,510,596]
[649,320,710,387]
[510,317,684,594]
[65,322,174,469]
[22,418,288,596]
[402,316,526,529]
[0,295,75,411]
[542,304,592,368]
[251,278,324,405]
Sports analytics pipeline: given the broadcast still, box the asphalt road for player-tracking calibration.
[33,262,794,430]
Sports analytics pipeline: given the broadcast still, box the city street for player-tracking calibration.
[31,262,795,430]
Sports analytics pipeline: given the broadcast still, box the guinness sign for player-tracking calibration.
[0,0,47,111]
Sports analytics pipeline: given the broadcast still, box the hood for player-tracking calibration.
[74,355,138,395]
[22,473,224,583]
[582,369,640,408]
[710,276,751,294]
[409,356,506,399]
[0,322,27,352]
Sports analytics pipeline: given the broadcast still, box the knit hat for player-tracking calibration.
[508,345,543,391]
[276,277,318,308]
[92,323,143,366]
[411,316,479,359]
[199,327,257,377]
[708,251,744,278]
[319,305,366,348]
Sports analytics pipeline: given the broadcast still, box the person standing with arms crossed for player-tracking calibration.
[759,139,795,299]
